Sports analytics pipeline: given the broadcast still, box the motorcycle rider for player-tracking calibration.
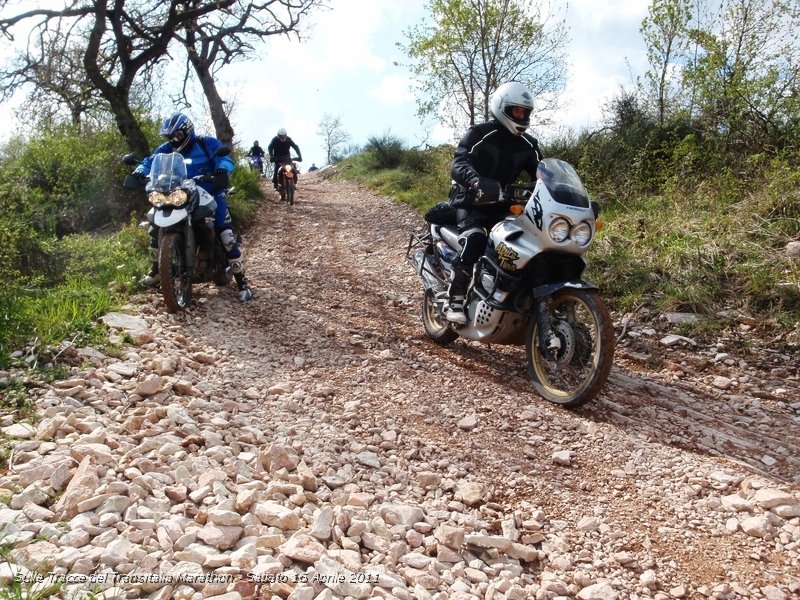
[268,127,302,190]
[445,82,542,324]
[132,112,253,302]
[248,140,265,159]
[247,140,266,176]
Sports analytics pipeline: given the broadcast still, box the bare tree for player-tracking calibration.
[1,32,102,129]
[317,113,351,165]
[0,0,324,154]
[400,0,569,134]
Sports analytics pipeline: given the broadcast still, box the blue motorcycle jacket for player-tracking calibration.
[134,136,235,228]
[134,136,234,196]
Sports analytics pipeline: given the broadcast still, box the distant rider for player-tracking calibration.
[445,82,541,324]
[248,140,266,175]
[248,140,266,159]
[131,112,253,301]
[268,128,302,190]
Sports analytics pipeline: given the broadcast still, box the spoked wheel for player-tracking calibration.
[279,183,287,203]
[525,288,614,408]
[286,179,296,205]
[159,232,192,313]
[422,288,458,345]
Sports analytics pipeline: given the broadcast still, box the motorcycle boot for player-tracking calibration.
[228,258,252,302]
[140,231,160,286]
[219,228,252,301]
[445,266,470,325]
[140,262,160,286]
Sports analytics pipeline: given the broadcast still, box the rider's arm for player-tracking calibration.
[450,126,485,189]
[291,141,302,161]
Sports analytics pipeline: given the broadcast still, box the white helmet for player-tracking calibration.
[277,127,287,136]
[489,82,534,135]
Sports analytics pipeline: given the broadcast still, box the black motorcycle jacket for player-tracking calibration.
[450,120,541,209]
[249,144,265,157]
[268,136,302,163]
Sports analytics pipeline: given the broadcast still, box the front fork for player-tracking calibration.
[535,296,561,361]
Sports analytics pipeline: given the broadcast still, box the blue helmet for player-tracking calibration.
[159,112,195,152]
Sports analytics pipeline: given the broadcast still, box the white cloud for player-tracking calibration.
[369,75,415,105]
[541,0,649,136]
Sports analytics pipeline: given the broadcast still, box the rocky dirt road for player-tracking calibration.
[1,171,799,600]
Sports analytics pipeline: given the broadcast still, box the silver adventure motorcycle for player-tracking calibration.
[406,158,614,408]
[123,150,234,313]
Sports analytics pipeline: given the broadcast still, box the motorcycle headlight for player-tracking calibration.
[149,189,188,208]
[548,217,570,242]
[571,221,593,246]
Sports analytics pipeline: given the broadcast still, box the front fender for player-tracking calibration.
[532,279,598,300]
[153,208,189,228]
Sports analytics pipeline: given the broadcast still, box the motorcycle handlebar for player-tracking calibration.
[472,183,533,206]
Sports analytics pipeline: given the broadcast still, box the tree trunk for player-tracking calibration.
[188,51,234,146]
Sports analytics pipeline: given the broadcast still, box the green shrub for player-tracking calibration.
[229,157,265,228]
[364,132,407,170]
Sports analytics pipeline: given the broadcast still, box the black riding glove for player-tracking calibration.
[212,169,230,190]
[132,171,148,180]
[471,177,501,203]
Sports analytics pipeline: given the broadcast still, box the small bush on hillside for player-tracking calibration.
[365,133,406,170]
[228,156,265,227]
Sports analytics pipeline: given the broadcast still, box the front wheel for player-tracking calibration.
[159,231,192,313]
[286,179,295,205]
[422,288,458,345]
[525,289,614,408]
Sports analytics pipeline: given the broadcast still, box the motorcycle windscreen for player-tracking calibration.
[147,152,188,193]
[536,158,591,208]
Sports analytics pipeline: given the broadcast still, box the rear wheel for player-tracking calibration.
[525,289,614,408]
[422,288,458,345]
[159,232,192,313]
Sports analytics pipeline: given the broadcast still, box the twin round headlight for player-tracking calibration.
[149,189,188,208]
[548,217,593,246]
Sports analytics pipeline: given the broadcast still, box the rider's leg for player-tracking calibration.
[215,196,252,301]
[446,226,487,324]
[140,225,160,286]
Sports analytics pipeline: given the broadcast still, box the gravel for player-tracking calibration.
[0,171,798,600]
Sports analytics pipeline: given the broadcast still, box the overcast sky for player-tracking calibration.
[0,0,651,168]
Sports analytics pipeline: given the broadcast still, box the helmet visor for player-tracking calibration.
[505,105,531,126]
[166,130,186,147]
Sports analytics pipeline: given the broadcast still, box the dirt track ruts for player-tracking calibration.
[143,170,800,592]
